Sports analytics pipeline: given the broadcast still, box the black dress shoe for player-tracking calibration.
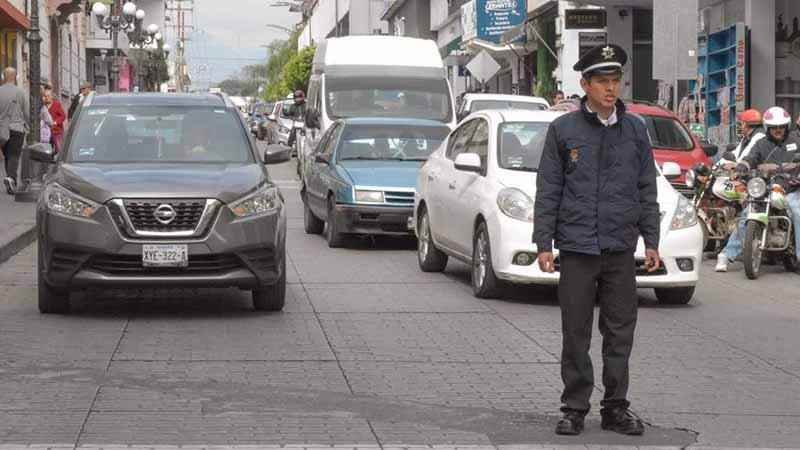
[555,411,585,435]
[601,407,644,435]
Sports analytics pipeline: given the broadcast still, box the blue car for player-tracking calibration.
[301,118,451,247]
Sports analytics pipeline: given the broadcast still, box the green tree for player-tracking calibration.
[279,45,315,94]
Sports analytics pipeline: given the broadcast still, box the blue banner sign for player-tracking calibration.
[476,0,526,43]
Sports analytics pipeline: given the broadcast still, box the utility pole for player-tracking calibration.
[166,0,194,92]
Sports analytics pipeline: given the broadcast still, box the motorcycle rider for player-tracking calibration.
[717,109,765,167]
[714,110,766,271]
[719,106,800,271]
[286,89,307,149]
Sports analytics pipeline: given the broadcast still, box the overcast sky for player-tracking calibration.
[183,0,301,89]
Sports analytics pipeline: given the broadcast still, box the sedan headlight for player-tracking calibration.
[229,186,279,218]
[670,194,698,230]
[747,178,767,198]
[355,190,384,204]
[497,188,533,222]
[44,183,98,218]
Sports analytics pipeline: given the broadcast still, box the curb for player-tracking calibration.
[0,222,36,265]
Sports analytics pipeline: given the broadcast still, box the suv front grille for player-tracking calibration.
[87,253,242,275]
[123,199,206,232]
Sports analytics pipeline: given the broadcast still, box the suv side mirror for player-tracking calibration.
[267,114,276,121]
[662,161,682,179]
[454,153,482,173]
[263,148,287,164]
[28,143,55,163]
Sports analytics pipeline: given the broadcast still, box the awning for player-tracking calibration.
[466,39,527,56]
[0,0,30,30]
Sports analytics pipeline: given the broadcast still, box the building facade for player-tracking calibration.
[299,0,390,49]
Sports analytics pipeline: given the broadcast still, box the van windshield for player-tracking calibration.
[326,77,452,122]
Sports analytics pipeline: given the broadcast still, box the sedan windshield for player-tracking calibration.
[470,100,547,112]
[68,106,253,163]
[337,124,450,162]
[326,77,452,122]
[498,121,550,172]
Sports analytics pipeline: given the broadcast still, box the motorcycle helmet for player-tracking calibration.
[737,109,762,125]
[763,106,791,128]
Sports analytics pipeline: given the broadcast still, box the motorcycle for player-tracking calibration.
[686,161,746,254]
[740,163,800,279]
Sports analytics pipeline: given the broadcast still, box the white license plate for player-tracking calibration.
[142,244,188,268]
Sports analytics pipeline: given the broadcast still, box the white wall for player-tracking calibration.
[349,0,389,35]
[603,6,632,98]
[431,0,448,29]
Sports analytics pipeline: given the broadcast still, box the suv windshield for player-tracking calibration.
[471,100,547,112]
[642,115,694,150]
[498,121,549,172]
[337,124,450,162]
[67,106,253,163]
[326,77,452,122]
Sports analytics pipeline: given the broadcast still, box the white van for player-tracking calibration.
[300,36,456,181]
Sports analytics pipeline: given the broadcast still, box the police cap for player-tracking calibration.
[573,44,627,77]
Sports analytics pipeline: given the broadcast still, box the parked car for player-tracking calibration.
[263,100,295,146]
[414,109,703,305]
[249,112,265,137]
[457,93,549,122]
[548,99,717,197]
[30,92,288,313]
[301,117,450,247]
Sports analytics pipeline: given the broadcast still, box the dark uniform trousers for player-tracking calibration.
[558,249,637,414]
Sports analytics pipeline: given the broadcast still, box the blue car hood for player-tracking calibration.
[337,160,423,189]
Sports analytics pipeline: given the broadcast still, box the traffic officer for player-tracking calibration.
[533,44,661,436]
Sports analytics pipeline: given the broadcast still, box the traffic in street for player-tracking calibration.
[1,147,799,448]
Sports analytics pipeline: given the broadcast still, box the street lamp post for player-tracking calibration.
[92,1,142,92]
[14,0,43,201]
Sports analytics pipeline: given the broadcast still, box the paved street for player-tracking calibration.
[1,145,799,448]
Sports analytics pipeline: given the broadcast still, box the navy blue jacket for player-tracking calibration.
[533,98,660,255]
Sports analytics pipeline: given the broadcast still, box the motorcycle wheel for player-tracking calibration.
[743,221,764,280]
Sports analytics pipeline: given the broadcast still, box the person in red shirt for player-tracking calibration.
[43,88,66,153]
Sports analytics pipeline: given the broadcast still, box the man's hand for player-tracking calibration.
[645,248,660,273]
[538,252,555,273]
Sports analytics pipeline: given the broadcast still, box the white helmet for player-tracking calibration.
[763,106,791,127]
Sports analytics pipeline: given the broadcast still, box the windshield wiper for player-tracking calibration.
[507,166,538,171]
[339,156,382,161]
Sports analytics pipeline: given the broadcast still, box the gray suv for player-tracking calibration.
[30,93,287,313]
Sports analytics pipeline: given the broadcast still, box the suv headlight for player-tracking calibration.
[229,185,279,218]
[355,190,384,204]
[44,183,98,218]
[497,188,533,222]
[670,195,698,230]
[747,178,767,198]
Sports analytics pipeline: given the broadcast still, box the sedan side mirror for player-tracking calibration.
[662,161,682,179]
[315,153,330,165]
[305,109,320,129]
[263,149,288,164]
[701,142,718,158]
[28,143,55,163]
[454,153,482,173]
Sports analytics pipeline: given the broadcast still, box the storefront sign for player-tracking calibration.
[578,32,607,57]
[462,0,526,44]
[565,9,606,30]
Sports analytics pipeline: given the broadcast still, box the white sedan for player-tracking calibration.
[413,110,703,305]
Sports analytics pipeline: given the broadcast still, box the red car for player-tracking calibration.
[550,100,717,196]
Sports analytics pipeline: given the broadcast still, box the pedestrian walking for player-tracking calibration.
[0,67,30,195]
[532,44,661,436]
[43,87,66,153]
[67,81,92,119]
